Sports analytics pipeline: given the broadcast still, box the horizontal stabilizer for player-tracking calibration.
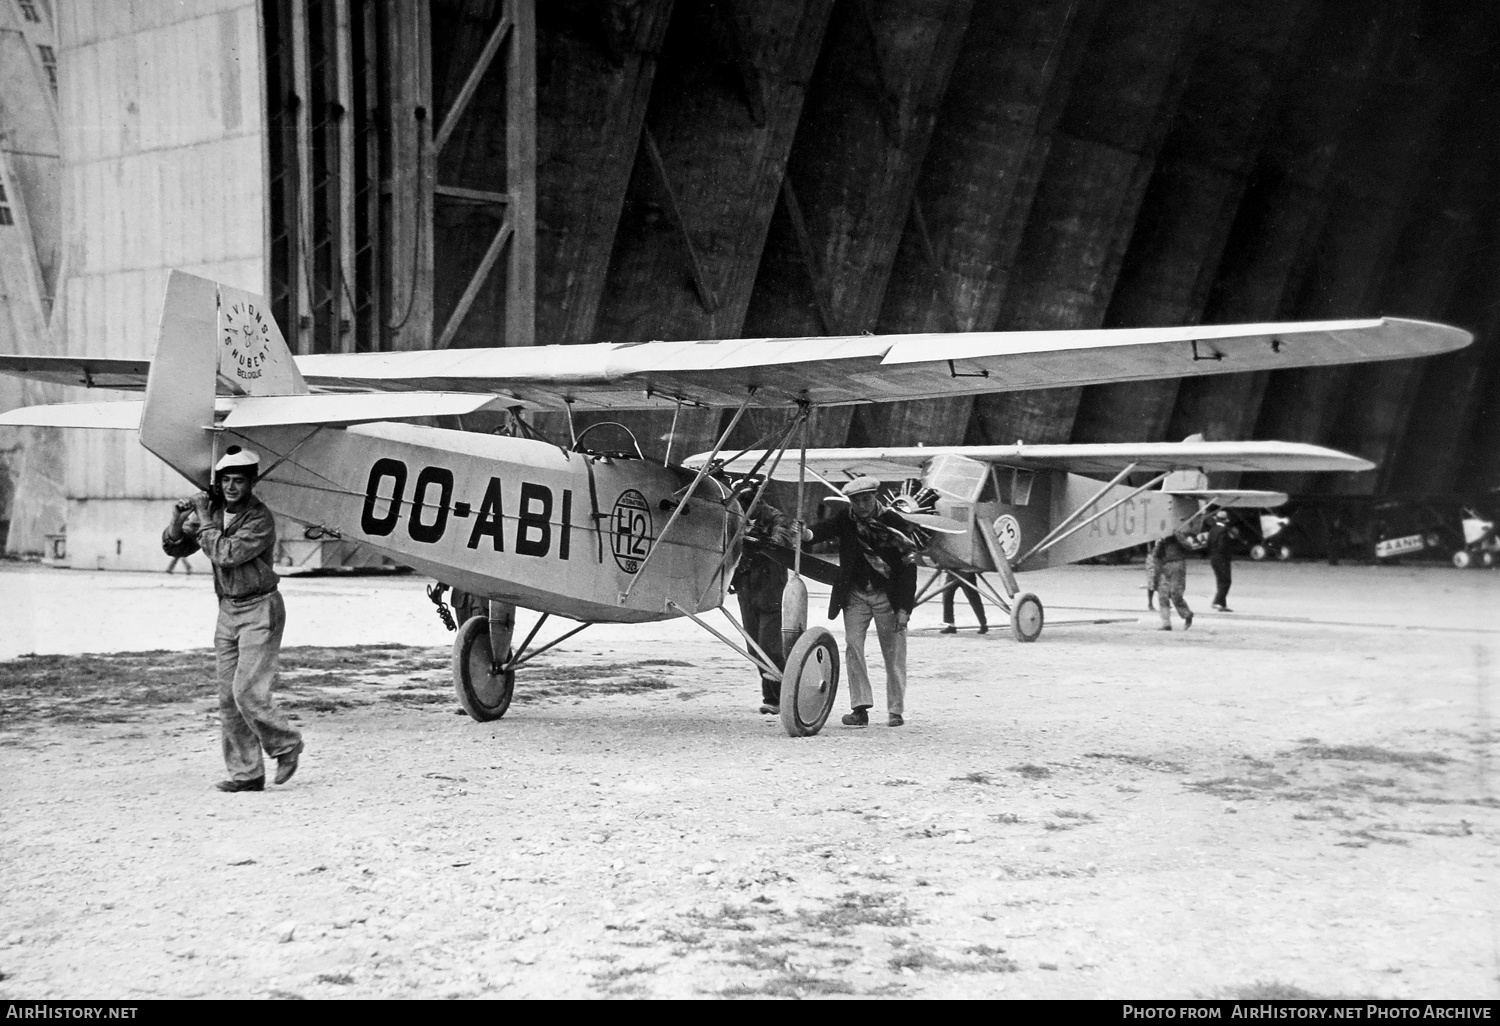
[0,392,518,431]
[0,355,151,390]
[1165,489,1290,509]
[220,391,511,427]
[0,400,143,429]
[694,440,1375,480]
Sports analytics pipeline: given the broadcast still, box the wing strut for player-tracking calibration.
[694,408,806,609]
[1015,470,1170,568]
[1014,462,1139,566]
[618,389,756,605]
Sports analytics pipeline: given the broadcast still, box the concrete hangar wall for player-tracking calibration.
[14,0,1500,569]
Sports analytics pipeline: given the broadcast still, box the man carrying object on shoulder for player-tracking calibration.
[163,447,303,792]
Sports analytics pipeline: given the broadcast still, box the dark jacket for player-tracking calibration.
[1153,527,1193,565]
[162,495,280,601]
[1207,521,1237,562]
[730,504,791,608]
[808,508,918,618]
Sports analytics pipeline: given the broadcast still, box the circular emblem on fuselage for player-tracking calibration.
[611,489,653,574]
[992,514,1022,560]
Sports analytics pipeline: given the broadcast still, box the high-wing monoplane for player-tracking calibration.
[695,436,1372,643]
[0,271,1470,736]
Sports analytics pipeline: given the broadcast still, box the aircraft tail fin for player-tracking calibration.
[140,271,306,488]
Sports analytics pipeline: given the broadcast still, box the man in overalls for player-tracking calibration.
[163,447,303,792]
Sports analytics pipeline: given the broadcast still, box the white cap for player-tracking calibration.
[214,446,260,473]
[841,476,881,497]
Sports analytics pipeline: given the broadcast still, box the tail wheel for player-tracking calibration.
[453,615,515,722]
[1010,592,1044,643]
[1483,551,1496,568]
[1277,545,1293,561]
[1452,550,1473,569]
[1249,544,1268,561]
[779,626,840,738]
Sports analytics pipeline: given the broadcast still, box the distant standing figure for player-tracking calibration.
[1143,545,1160,610]
[166,553,194,574]
[939,571,988,634]
[1152,524,1196,631]
[804,477,918,727]
[1207,511,1238,611]
[731,494,795,714]
[163,447,303,792]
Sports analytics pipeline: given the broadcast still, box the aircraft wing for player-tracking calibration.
[695,440,1375,481]
[282,316,1464,411]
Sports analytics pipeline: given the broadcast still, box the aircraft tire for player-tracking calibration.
[1452,550,1473,569]
[1277,545,1293,561]
[1010,592,1044,643]
[779,626,840,738]
[453,615,515,722]
[1249,544,1268,561]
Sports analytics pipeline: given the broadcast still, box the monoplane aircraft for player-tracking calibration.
[0,271,1470,736]
[694,434,1373,643]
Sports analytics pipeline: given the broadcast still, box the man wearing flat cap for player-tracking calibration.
[803,477,919,727]
[163,446,303,792]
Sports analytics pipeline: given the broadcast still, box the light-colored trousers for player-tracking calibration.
[1157,561,1191,625]
[215,591,301,781]
[843,587,907,716]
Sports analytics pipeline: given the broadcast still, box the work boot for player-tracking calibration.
[888,714,904,727]
[939,624,957,634]
[1158,625,1172,632]
[273,742,304,785]
[758,703,779,715]
[1183,611,1194,630]
[214,776,264,793]
[841,707,869,727]
[977,624,989,635]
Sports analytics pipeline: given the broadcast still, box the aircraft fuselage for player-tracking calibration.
[231,422,733,623]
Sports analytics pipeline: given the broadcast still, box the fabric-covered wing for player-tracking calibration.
[0,355,152,390]
[289,317,1466,411]
[0,400,144,429]
[694,440,1375,481]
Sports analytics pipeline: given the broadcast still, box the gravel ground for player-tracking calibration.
[0,560,1496,999]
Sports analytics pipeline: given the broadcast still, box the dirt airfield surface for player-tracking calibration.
[0,560,1496,1000]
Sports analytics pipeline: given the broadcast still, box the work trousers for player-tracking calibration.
[215,591,301,782]
[1210,556,1232,607]
[941,572,987,627]
[737,589,785,705]
[1156,561,1191,626]
[843,587,907,716]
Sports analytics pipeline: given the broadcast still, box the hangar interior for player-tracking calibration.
[1,0,1498,568]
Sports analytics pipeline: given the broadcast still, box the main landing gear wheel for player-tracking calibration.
[779,626,840,738]
[1453,550,1473,569]
[1010,592,1043,643]
[453,616,515,722]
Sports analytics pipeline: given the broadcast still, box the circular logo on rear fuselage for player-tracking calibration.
[612,489,653,574]
[993,514,1022,560]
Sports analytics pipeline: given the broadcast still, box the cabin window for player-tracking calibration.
[925,453,988,503]
[18,1,41,23]
[0,182,12,226]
